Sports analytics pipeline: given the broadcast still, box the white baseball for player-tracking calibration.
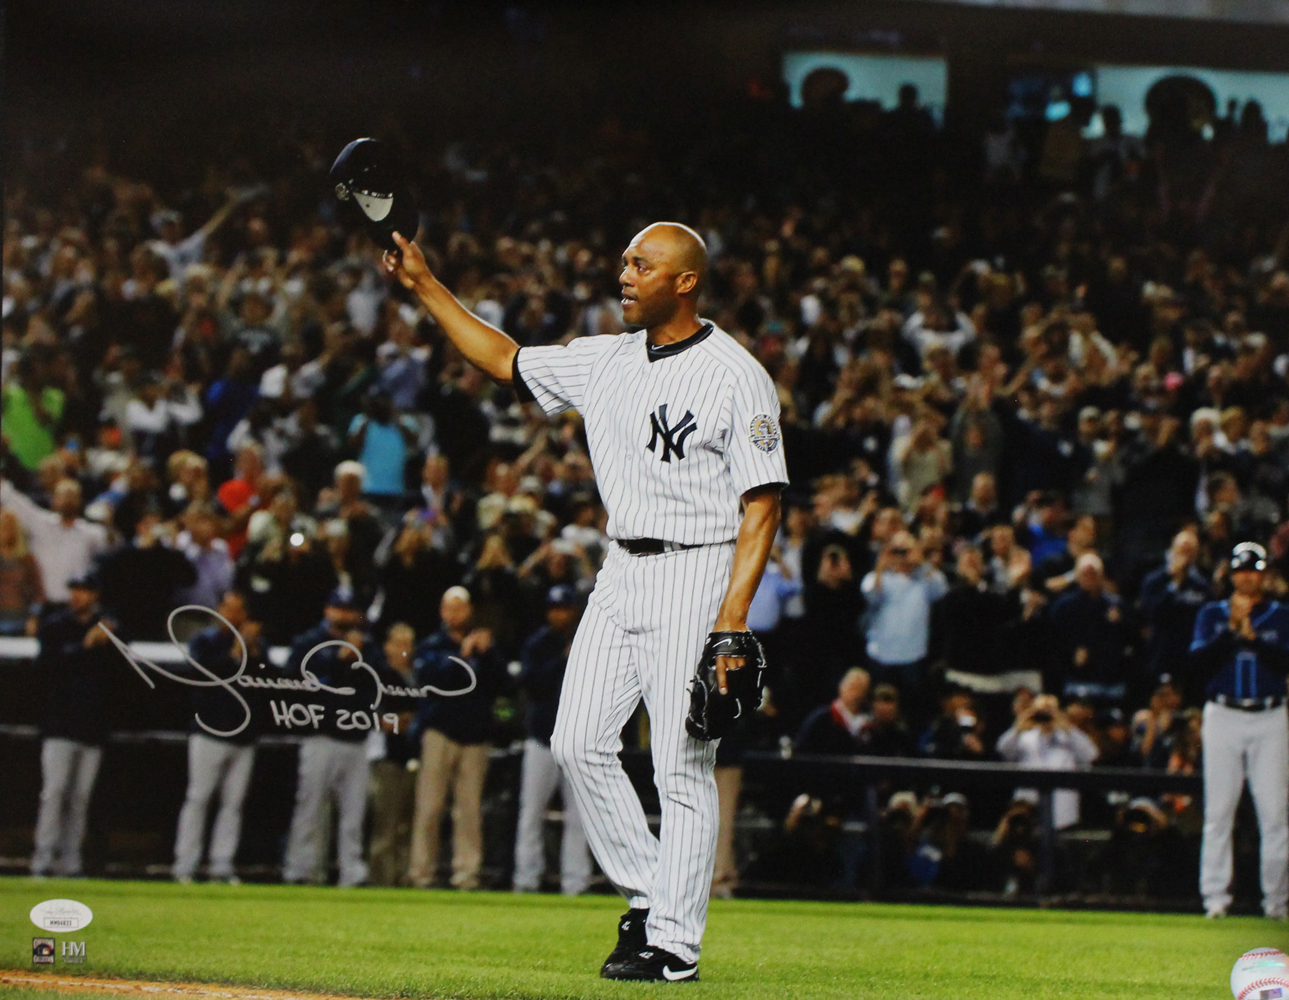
[1231,948,1289,1000]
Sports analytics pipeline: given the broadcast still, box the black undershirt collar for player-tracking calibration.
[646,322,713,363]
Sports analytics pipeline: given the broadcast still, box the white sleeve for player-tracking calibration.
[513,336,617,417]
[724,364,788,498]
[1070,727,1099,767]
[996,726,1023,761]
[0,479,55,535]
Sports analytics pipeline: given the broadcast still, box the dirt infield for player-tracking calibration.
[0,973,375,1000]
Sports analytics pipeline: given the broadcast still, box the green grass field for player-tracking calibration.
[1,878,1285,999]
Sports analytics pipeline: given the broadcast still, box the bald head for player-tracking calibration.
[635,222,708,289]
[620,222,708,330]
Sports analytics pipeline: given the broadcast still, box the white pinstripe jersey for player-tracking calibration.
[514,323,788,545]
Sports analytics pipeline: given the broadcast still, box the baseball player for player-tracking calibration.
[1190,542,1288,920]
[172,589,262,884]
[386,221,785,981]
[282,589,388,887]
[30,573,116,877]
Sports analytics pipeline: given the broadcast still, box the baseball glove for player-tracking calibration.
[685,630,766,742]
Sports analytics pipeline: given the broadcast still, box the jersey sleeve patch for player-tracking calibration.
[748,413,780,453]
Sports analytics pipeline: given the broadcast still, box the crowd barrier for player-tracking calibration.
[1,637,1210,905]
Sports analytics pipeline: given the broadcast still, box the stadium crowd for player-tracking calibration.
[6,83,1289,895]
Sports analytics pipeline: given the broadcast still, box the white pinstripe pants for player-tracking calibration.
[551,540,733,964]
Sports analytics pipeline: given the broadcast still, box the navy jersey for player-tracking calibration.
[1190,599,1289,701]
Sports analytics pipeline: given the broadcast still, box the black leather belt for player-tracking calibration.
[616,538,700,556]
[1211,694,1287,712]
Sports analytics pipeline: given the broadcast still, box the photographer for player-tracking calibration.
[860,530,948,727]
[996,693,1099,830]
[918,688,987,761]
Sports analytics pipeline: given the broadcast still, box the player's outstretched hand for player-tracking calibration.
[384,231,433,292]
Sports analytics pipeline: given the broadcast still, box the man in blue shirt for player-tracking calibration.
[860,530,947,728]
[1190,542,1288,920]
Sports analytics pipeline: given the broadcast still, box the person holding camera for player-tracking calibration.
[860,530,948,729]
[996,693,1099,830]
[1189,542,1288,920]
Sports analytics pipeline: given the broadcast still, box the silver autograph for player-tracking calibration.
[99,605,476,739]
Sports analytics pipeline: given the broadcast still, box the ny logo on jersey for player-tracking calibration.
[646,404,698,463]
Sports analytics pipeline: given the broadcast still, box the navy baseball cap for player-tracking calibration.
[330,138,419,252]
[547,585,578,608]
[67,572,101,591]
[1230,542,1268,573]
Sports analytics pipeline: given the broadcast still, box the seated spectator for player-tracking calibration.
[996,694,1099,830]
[796,667,871,755]
[1047,553,1132,704]
[0,508,43,636]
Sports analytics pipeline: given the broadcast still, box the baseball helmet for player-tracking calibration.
[330,138,419,251]
[1230,541,1268,573]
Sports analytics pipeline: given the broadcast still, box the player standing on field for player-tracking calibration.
[386,221,785,981]
[1189,542,1288,921]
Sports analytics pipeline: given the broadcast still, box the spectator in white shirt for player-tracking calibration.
[124,373,203,465]
[902,301,976,359]
[996,694,1099,830]
[0,478,108,606]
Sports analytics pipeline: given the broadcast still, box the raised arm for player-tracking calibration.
[384,231,518,385]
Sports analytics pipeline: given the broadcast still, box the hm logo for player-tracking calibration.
[62,941,86,964]
[647,405,698,463]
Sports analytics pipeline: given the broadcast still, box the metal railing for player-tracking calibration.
[744,751,1203,896]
